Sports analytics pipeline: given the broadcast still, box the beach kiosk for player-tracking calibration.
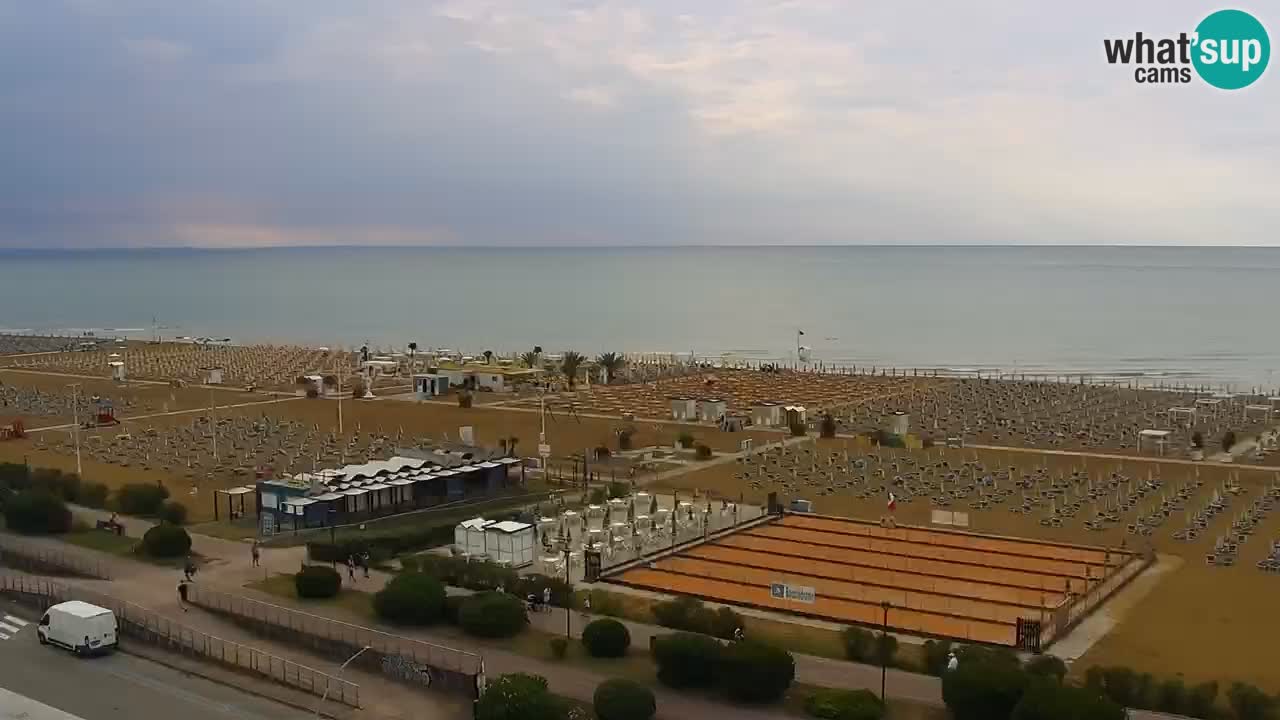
[752,402,782,427]
[484,520,535,567]
[698,398,727,423]
[108,360,126,382]
[889,411,909,437]
[670,397,697,421]
[203,367,224,385]
[455,517,494,557]
[1137,429,1172,456]
[414,373,449,399]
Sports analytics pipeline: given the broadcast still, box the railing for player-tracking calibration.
[187,585,483,696]
[0,573,360,707]
[0,535,111,579]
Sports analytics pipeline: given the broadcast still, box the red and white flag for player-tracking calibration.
[887,492,897,512]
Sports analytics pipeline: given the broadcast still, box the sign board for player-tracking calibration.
[538,443,552,458]
[459,426,475,445]
[769,582,816,604]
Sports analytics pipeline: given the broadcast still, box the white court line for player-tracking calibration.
[5,614,30,626]
[0,622,19,634]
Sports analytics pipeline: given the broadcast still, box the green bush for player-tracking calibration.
[1011,680,1125,720]
[617,430,635,451]
[803,689,884,720]
[373,572,446,625]
[790,422,807,437]
[695,444,713,460]
[873,632,898,666]
[652,632,721,689]
[549,637,569,660]
[399,555,420,573]
[442,594,466,624]
[842,626,874,662]
[922,639,953,676]
[607,481,629,499]
[593,678,656,720]
[142,523,192,557]
[1222,431,1237,453]
[676,432,695,449]
[32,468,80,503]
[458,591,527,638]
[651,595,741,639]
[589,487,608,504]
[306,522,456,564]
[159,500,188,526]
[475,673,563,720]
[942,652,1029,720]
[79,482,110,509]
[1155,678,1187,715]
[1024,655,1067,684]
[1185,681,1218,719]
[3,490,73,535]
[116,483,170,516]
[294,565,342,598]
[582,618,631,658]
[718,640,795,704]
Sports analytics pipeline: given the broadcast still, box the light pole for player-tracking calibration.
[316,645,371,716]
[880,601,890,702]
[67,383,82,477]
[563,545,573,638]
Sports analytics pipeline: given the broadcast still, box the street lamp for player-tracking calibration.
[66,383,82,477]
[563,545,572,639]
[879,601,890,702]
[316,645,371,716]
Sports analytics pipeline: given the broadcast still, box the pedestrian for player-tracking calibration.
[251,540,261,568]
[183,556,196,581]
[347,555,357,583]
[542,587,552,608]
[177,579,189,611]
[581,593,591,622]
[947,651,959,672]
[359,551,370,579]
[733,626,744,642]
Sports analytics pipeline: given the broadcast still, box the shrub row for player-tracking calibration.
[373,573,528,639]
[1084,665,1278,720]
[0,463,186,523]
[652,632,795,705]
[651,595,744,640]
[307,523,456,564]
[409,554,573,608]
[295,565,342,598]
[475,673,657,720]
[142,523,192,557]
[804,689,884,720]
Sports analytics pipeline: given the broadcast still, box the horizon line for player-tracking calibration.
[2,243,1279,252]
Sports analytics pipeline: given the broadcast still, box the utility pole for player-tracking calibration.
[337,362,345,435]
[67,383,82,477]
[880,601,890,702]
[209,388,218,461]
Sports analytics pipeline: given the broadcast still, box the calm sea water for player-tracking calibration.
[1,246,1277,388]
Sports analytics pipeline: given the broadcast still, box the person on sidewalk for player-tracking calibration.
[183,556,196,582]
[251,541,261,568]
[177,579,189,612]
[346,555,357,583]
[946,651,959,672]
[580,593,591,622]
[542,587,552,607]
[359,551,370,579]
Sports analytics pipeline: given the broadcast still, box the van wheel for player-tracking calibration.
[38,633,47,645]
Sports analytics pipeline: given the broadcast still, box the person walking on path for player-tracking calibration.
[183,556,196,582]
[177,579,189,612]
[346,555,357,583]
[580,593,591,622]
[359,551,370,579]
[251,541,261,568]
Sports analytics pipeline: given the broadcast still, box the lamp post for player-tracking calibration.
[67,383,82,477]
[563,545,573,638]
[316,645,371,716]
[880,601,890,702]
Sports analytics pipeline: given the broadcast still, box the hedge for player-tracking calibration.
[117,483,170,516]
[3,490,73,535]
[842,627,874,662]
[475,673,563,720]
[373,572,446,625]
[79,482,110,509]
[651,595,743,639]
[717,640,796,704]
[142,523,192,557]
[307,523,455,564]
[412,554,573,607]
[159,500,188,526]
[594,678,656,720]
[582,618,631,658]
[651,632,721,689]
[804,689,884,720]
[458,592,527,638]
[295,565,342,599]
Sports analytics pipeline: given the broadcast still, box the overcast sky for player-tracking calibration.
[1,0,1276,248]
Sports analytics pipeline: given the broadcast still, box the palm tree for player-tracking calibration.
[520,350,539,369]
[596,352,625,384]
[561,351,584,389]
[408,342,418,368]
[483,350,494,365]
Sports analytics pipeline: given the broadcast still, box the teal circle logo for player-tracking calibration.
[1192,9,1270,89]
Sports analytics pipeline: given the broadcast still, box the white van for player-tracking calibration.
[37,601,118,656]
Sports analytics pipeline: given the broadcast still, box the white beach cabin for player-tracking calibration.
[413,373,449,399]
[889,411,910,437]
[752,402,782,427]
[698,398,728,423]
[203,367,224,385]
[670,397,697,421]
[1137,429,1172,456]
[483,520,535,568]
[455,517,494,558]
[108,360,126,382]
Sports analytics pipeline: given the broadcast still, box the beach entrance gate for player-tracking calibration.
[1015,617,1042,654]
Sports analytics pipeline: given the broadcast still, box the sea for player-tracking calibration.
[1,245,1277,390]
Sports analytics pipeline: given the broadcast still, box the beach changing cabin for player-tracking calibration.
[698,399,728,423]
[670,397,698,421]
[889,411,909,437]
[484,520,535,567]
[456,517,495,557]
[785,405,807,426]
[203,367,224,385]
[413,373,449,399]
[752,402,783,427]
[109,361,126,382]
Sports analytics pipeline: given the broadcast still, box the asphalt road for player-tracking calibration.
[0,601,311,720]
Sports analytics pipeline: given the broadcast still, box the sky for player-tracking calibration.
[0,0,1277,248]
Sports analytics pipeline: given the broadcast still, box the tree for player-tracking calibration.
[407,342,417,365]
[142,524,192,557]
[718,640,796,704]
[561,351,584,389]
[350,376,367,399]
[3,490,72,535]
[942,654,1029,720]
[651,632,721,688]
[295,565,342,598]
[117,483,170,516]
[596,352,625,383]
[1227,682,1278,720]
[1191,431,1204,449]
[373,573,446,625]
[922,639,953,676]
[475,673,563,720]
[159,500,188,526]
[1011,680,1125,720]
[521,350,540,369]
[458,591,527,638]
[1185,681,1219,719]
[593,679,656,720]
[1222,430,1238,453]
[1024,655,1067,684]
[582,618,631,658]
[820,413,837,438]
[483,350,494,364]
[842,626,874,662]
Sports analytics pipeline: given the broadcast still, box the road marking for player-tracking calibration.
[5,614,30,626]
[0,622,20,634]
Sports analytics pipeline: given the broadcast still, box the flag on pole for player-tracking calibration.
[887,492,897,512]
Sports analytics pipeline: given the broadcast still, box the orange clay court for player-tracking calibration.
[607,513,1150,648]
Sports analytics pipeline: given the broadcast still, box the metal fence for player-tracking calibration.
[0,535,111,579]
[0,573,359,708]
[187,585,484,696]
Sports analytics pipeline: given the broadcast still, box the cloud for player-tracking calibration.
[0,0,1276,247]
